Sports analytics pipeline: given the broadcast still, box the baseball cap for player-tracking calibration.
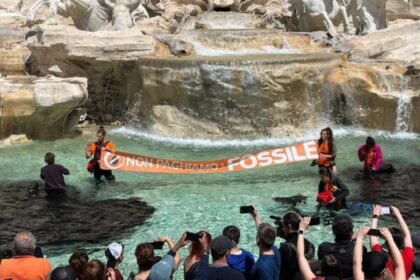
[211,235,236,255]
[107,242,123,259]
[148,254,175,280]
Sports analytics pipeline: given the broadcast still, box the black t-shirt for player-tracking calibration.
[279,233,315,280]
[40,164,70,190]
[318,240,367,279]
[208,265,245,280]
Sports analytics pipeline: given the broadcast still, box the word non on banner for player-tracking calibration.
[99,140,319,174]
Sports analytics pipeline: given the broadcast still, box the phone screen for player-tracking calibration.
[381,207,391,215]
[309,216,321,226]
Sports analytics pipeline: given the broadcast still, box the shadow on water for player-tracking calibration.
[341,165,420,228]
[0,181,155,246]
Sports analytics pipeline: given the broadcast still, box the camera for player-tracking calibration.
[270,215,286,238]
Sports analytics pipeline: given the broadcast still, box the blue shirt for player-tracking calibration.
[228,249,255,277]
[250,246,281,280]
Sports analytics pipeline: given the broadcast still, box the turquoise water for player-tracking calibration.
[1,127,419,279]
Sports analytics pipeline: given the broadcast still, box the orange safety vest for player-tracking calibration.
[318,141,331,167]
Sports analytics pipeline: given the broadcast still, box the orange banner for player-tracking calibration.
[99,140,319,174]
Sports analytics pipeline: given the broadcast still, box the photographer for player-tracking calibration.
[318,215,366,279]
[369,205,414,279]
[412,234,420,277]
[354,227,405,280]
[278,212,315,280]
[297,217,342,280]
[184,231,212,280]
[249,206,281,280]
[134,236,182,280]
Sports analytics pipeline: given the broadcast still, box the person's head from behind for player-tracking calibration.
[320,127,333,142]
[13,231,36,256]
[210,235,234,263]
[50,266,77,280]
[388,227,404,251]
[362,251,388,280]
[321,255,342,279]
[83,260,105,280]
[319,167,333,184]
[223,226,240,246]
[366,136,376,148]
[135,243,155,272]
[281,212,301,237]
[97,126,106,142]
[105,242,124,269]
[190,231,212,259]
[332,215,353,242]
[69,251,89,279]
[257,223,276,251]
[44,152,55,165]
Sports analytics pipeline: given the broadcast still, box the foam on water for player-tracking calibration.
[111,126,419,148]
[191,41,300,56]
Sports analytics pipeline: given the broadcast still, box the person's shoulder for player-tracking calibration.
[318,241,334,251]
[227,266,246,279]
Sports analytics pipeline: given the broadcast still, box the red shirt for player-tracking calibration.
[372,244,414,279]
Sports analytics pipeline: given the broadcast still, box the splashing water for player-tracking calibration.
[395,92,412,132]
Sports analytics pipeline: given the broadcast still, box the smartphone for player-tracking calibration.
[240,205,254,214]
[186,231,200,242]
[367,229,381,236]
[309,216,321,226]
[149,241,164,250]
[381,207,391,215]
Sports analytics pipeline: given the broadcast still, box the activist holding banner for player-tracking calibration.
[99,140,320,174]
[86,126,117,184]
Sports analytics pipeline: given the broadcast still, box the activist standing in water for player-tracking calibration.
[86,126,116,184]
[357,136,395,174]
[315,127,337,174]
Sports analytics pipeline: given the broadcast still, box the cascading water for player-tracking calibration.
[395,92,413,132]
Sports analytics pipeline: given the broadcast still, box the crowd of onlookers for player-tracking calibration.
[0,204,419,280]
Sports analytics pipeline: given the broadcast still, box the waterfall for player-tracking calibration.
[395,92,412,132]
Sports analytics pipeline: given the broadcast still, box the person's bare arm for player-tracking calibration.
[86,141,93,159]
[297,217,316,280]
[354,227,369,280]
[391,206,413,248]
[370,205,381,248]
[251,205,262,228]
[380,228,405,280]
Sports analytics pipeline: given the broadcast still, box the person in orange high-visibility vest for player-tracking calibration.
[86,126,116,184]
[315,127,337,175]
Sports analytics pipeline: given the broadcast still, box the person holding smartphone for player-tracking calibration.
[184,231,212,280]
[134,236,182,280]
[369,205,414,279]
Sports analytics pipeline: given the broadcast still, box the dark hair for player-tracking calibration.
[44,152,55,165]
[321,255,342,279]
[50,266,77,280]
[257,223,276,250]
[366,136,375,148]
[282,212,301,231]
[362,251,388,278]
[389,227,404,250]
[210,249,226,261]
[223,226,240,244]
[318,127,334,153]
[135,243,155,271]
[332,215,353,242]
[69,251,89,279]
[319,167,332,179]
[0,246,13,261]
[83,260,105,280]
[97,126,107,136]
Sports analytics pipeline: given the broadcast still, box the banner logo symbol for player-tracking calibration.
[103,151,125,170]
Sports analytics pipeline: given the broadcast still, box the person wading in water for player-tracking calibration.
[314,127,337,175]
[86,126,116,184]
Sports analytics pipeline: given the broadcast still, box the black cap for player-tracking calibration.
[211,235,235,255]
[50,266,77,280]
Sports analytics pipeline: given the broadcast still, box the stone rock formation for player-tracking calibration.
[27,0,149,31]
[0,76,88,139]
